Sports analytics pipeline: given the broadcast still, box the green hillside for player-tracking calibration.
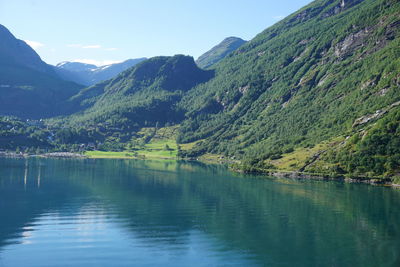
[177,0,400,177]
[65,55,213,129]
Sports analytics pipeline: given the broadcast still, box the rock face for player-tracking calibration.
[352,101,400,127]
[334,29,370,58]
[352,110,387,127]
[341,0,367,8]
[196,37,247,69]
[321,0,366,18]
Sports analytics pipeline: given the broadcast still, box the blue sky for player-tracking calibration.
[0,0,312,66]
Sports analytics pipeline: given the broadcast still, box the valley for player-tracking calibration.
[0,0,399,184]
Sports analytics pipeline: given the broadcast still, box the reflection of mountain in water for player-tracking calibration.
[0,158,399,266]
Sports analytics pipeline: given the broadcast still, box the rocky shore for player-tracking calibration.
[230,165,399,188]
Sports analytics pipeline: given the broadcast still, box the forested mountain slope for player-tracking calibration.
[196,37,247,69]
[65,55,213,129]
[177,0,400,177]
[0,24,82,118]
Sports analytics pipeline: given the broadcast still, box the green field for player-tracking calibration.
[85,151,136,159]
[85,138,178,160]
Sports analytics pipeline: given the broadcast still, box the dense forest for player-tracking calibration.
[177,0,400,178]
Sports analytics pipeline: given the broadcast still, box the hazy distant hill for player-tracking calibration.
[0,24,82,118]
[196,37,247,69]
[0,24,55,74]
[54,58,147,86]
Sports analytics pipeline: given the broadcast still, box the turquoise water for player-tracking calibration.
[0,158,399,266]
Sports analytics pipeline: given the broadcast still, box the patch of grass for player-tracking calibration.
[197,153,222,162]
[85,147,177,160]
[145,139,177,150]
[269,145,324,170]
[138,137,178,159]
[197,153,239,165]
[85,131,179,160]
[269,137,345,171]
[179,139,204,151]
[85,151,135,159]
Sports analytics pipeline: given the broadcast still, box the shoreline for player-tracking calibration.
[0,151,176,161]
[229,166,400,188]
[1,151,398,188]
[0,151,86,159]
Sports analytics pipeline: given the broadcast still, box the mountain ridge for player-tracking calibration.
[54,58,147,86]
[0,24,83,118]
[64,55,214,129]
[196,36,247,69]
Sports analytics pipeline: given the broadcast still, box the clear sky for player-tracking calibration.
[0,0,313,66]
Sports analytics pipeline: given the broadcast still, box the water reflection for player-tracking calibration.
[0,158,399,266]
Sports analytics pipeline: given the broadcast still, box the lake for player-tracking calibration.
[0,158,399,266]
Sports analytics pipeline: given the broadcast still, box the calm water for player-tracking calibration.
[0,158,399,266]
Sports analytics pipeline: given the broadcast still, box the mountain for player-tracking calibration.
[54,58,147,86]
[65,55,213,129]
[0,24,83,118]
[57,61,97,72]
[1,0,399,180]
[0,25,54,74]
[53,0,399,179]
[177,0,400,177]
[196,37,247,69]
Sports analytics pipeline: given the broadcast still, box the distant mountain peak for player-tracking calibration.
[56,61,97,71]
[67,54,214,127]
[196,36,247,69]
[222,36,246,42]
[56,61,69,67]
[54,58,147,86]
[115,55,212,93]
